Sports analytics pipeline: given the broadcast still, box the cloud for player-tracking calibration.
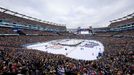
[0,0,134,28]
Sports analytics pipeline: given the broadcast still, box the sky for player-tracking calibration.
[0,0,134,29]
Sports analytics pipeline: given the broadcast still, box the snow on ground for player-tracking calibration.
[26,39,104,61]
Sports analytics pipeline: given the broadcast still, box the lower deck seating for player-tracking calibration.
[0,35,133,75]
[0,27,16,34]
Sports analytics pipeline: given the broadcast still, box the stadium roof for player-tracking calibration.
[110,12,134,23]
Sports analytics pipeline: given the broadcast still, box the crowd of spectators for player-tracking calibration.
[0,32,133,75]
[116,30,134,36]
[0,27,16,34]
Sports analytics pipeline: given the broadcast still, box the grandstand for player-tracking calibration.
[0,7,133,75]
[109,13,134,32]
[109,13,134,28]
[0,7,67,36]
[93,13,134,37]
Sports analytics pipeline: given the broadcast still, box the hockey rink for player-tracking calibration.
[26,39,104,60]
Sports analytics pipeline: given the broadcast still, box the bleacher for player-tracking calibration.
[93,13,134,37]
[109,18,134,28]
[0,27,16,34]
[0,7,67,36]
[109,13,134,28]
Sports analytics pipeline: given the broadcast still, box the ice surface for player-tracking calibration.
[26,39,104,60]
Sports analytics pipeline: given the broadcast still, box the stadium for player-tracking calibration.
[0,1,134,75]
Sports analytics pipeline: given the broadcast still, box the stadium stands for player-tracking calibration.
[0,7,67,34]
[109,13,134,28]
[0,35,133,75]
[0,7,133,75]
[109,18,134,28]
[93,13,134,38]
[114,30,134,37]
[0,27,16,34]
